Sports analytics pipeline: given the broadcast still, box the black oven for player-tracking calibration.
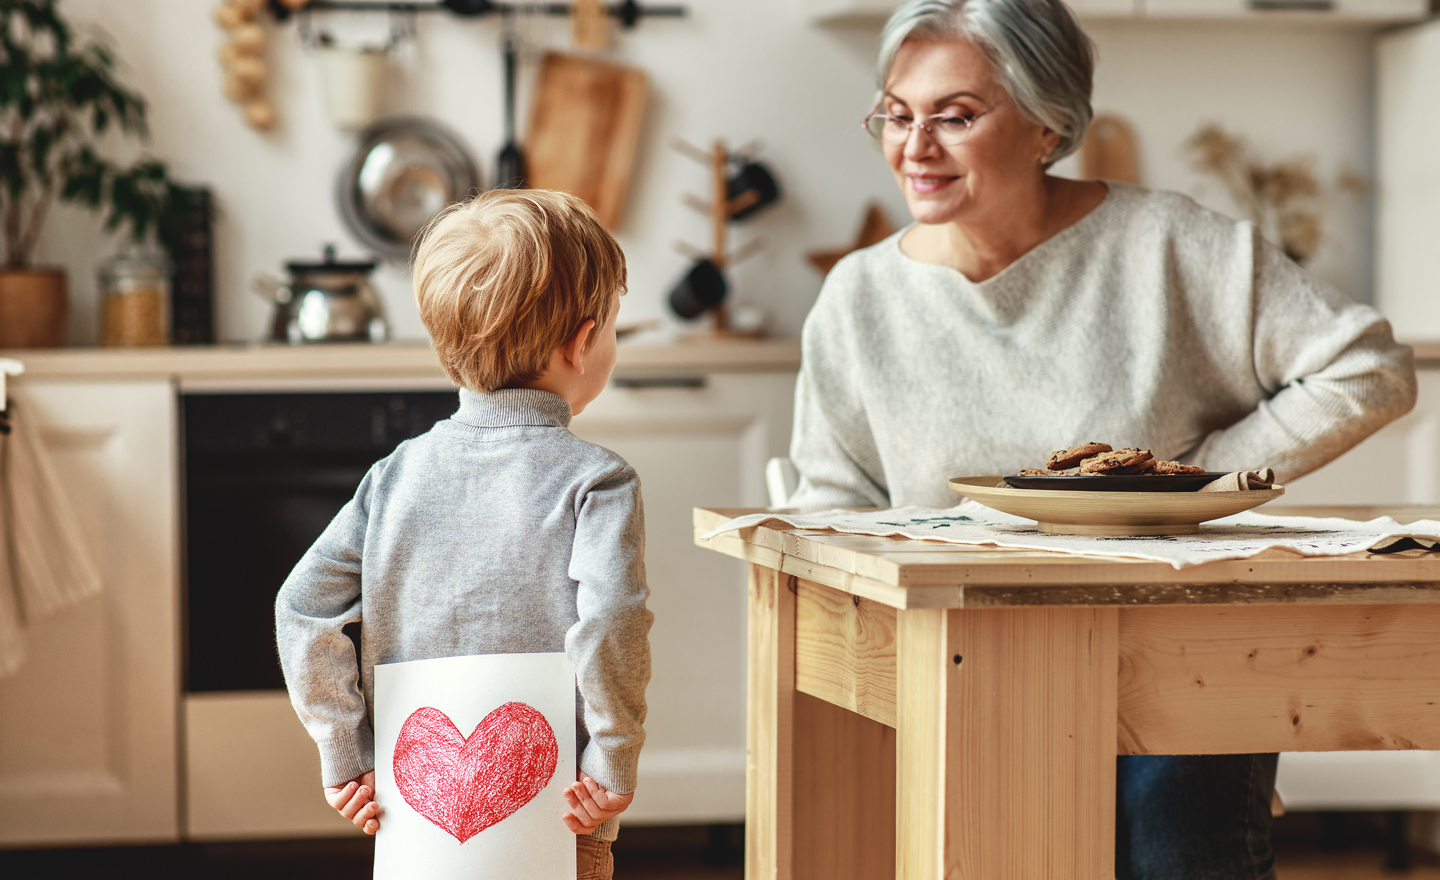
[182,390,458,693]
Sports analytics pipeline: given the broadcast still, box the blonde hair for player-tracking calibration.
[413,190,626,392]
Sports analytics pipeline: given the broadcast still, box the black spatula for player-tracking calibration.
[494,35,526,189]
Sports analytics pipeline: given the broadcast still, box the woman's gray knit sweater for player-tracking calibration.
[789,183,1417,509]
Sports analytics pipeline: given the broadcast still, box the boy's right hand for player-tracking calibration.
[325,770,380,835]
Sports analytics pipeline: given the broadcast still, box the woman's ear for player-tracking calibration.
[562,319,598,374]
[1039,128,1062,164]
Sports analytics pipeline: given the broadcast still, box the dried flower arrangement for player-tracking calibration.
[1186,124,1367,265]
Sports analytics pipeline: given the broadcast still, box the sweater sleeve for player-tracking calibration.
[274,468,375,788]
[566,466,652,796]
[1189,236,1417,481]
[787,274,893,510]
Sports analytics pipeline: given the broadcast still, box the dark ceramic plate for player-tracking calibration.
[1002,473,1226,492]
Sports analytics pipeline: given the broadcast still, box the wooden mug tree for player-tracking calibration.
[673,138,766,335]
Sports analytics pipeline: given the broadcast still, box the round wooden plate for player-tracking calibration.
[948,475,1286,536]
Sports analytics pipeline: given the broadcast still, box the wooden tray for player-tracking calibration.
[948,475,1286,536]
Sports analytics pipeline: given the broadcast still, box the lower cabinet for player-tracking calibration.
[178,369,796,837]
[1279,368,1440,505]
[569,371,796,823]
[0,379,180,846]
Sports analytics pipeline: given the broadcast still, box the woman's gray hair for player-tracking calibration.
[877,0,1095,165]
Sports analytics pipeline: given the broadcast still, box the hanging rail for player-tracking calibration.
[268,0,687,27]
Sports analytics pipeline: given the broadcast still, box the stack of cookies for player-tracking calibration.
[1016,442,1206,477]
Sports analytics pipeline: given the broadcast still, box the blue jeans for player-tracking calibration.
[1116,754,1279,880]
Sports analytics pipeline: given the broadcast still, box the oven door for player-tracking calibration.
[181,389,456,839]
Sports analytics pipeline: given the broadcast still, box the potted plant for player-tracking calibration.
[0,0,190,348]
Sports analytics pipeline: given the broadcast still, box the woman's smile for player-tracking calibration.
[908,173,959,194]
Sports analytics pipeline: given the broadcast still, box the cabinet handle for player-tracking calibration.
[610,375,707,389]
[1248,0,1333,10]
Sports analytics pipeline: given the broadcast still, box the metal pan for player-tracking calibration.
[336,116,481,261]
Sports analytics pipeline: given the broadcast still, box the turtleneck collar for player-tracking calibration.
[452,387,572,429]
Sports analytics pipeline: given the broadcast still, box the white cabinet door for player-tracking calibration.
[1276,368,1440,506]
[1377,19,1440,342]
[0,379,180,845]
[571,372,796,824]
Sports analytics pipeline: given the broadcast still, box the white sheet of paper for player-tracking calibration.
[373,652,577,880]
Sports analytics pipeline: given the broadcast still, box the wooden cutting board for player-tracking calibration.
[525,52,648,229]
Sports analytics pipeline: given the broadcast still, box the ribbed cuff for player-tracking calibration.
[317,727,375,787]
[579,741,640,795]
[589,817,620,842]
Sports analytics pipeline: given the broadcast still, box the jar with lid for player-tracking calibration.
[100,246,171,347]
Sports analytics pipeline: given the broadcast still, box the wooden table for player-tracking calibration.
[694,505,1440,880]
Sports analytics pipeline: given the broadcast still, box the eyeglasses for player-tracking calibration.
[862,100,1005,146]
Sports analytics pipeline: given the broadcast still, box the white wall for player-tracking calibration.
[38,2,1381,346]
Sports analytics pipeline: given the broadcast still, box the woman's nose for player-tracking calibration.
[904,124,942,160]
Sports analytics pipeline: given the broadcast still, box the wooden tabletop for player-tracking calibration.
[694,505,1440,610]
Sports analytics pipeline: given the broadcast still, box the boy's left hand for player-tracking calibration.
[325,770,380,835]
[563,771,634,834]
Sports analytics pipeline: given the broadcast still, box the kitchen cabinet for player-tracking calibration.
[803,0,1425,23]
[0,379,180,846]
[1277,365,1440,506]
[0,342,798,843]
[184,368,797,837]
[571,372,796,823]
[1377,19,1440,343]
[1144,0,1425,19]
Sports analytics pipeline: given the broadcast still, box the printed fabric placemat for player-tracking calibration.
[700,501,1440,570]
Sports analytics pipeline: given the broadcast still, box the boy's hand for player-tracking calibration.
[563,771,633,835]
[325,770,380,835]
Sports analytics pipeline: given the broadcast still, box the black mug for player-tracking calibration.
[726,161,780,222]
[668,258,728,320]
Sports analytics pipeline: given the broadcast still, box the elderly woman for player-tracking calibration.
[788,0,1417,877]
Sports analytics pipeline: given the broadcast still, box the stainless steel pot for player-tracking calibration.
[254,245,389,344]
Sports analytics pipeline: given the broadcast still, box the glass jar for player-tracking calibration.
[100,246,171,347]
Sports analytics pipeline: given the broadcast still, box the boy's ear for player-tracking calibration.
[562,319,597,373]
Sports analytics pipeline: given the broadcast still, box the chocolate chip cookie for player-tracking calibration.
[1078,447,1154,475]
[1151,460,1207,475]
[1046,442,1112,471]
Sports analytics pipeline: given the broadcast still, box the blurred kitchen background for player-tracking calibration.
[26,0,1422,343]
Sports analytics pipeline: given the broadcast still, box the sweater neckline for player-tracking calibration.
[452,387,573,429]
[889,181,1119,286]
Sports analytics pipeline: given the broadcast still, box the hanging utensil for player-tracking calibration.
[494,31,527,189]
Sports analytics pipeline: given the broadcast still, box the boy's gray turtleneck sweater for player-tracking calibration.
[276,388,652,841]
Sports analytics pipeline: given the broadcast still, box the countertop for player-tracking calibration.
[4,338,1435,384]
[1407,340,1440,365]
[0,338,804,384]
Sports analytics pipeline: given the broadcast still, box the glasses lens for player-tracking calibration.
[866,114,897,143]
[931,116,975,146]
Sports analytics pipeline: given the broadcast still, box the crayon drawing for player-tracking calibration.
[393,703,559,843]
[374,653,577,880]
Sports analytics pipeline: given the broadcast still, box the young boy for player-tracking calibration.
[275,189,652,879]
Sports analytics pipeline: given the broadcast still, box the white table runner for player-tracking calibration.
[700,501,1440,570]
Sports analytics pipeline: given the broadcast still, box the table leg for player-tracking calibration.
[746,564,794,880]
[897,606,1119,880]
[747,565,897,880]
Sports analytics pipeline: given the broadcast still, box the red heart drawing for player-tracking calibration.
[392,702,559,843]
